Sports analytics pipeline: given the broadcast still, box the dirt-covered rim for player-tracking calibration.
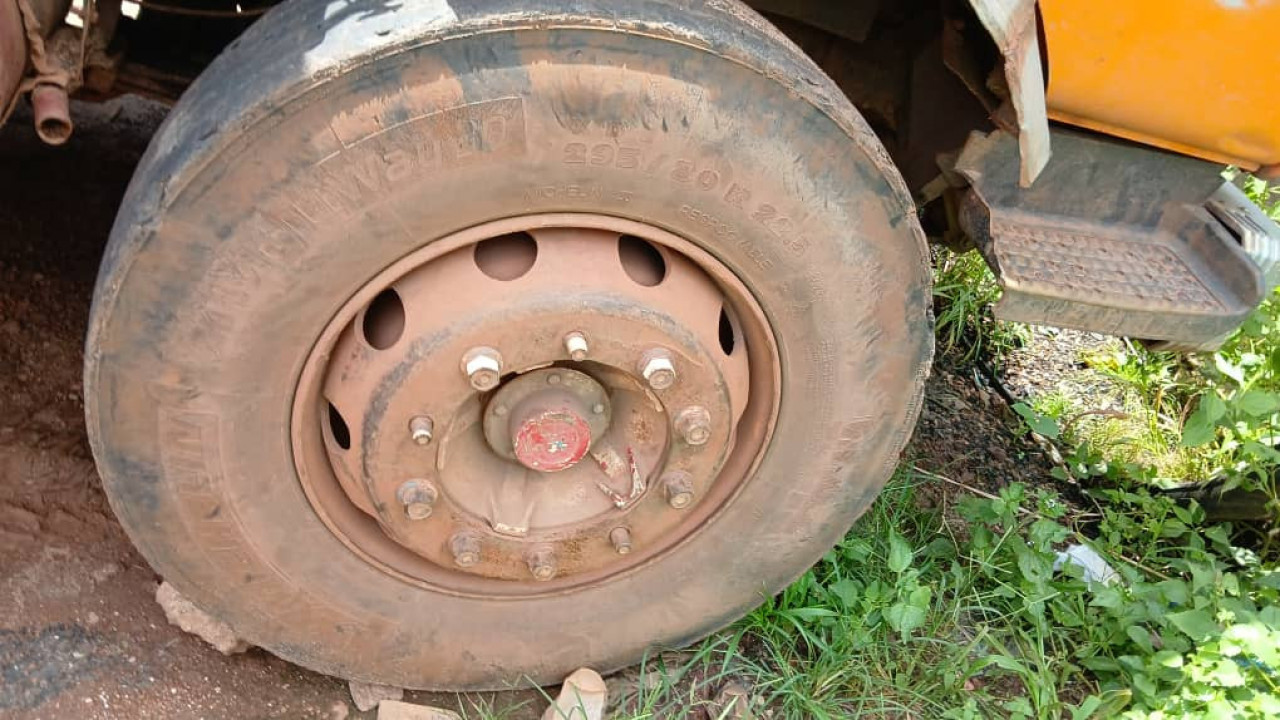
[290,213,781,599]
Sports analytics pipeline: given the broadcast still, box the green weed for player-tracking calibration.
[932,247,1030,365]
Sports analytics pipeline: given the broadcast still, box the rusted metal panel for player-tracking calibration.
[956,129,1269,349]
[966,0,1050,186]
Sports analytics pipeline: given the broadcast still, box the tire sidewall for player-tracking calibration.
[88,19,931,688]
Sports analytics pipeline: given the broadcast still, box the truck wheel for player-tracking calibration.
[86,0,931,689]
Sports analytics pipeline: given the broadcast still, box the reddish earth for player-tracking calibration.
[0,97,1060,719]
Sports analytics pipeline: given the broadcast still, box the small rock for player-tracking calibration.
[377,700,461,719]
[91,561,121,583]
[710,681,757,720]
[543,668,607,720]
[328,700,350,720]
[637,670,666,692]
[348,680,403,712]
[155,582,250,655]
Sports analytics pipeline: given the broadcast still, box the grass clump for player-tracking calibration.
[626,468,1280,718]
[932,247,1030,365]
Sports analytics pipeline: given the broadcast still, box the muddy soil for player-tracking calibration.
[0,97,1061,719]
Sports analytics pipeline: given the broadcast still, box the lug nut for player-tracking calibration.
[396,479,438,520]
[449,532,481,568]
[663,471,695,509]
[609,527,633,555]
[408,416,434,445]
[675,406,712,446]
[675,404,716,443]
[462,346,503,391]
[638,348,677,390]
[526,547,557,581]
[564,331,590,361]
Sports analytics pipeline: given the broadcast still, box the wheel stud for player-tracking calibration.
[461,346,503,391]
[449,532,481,568]
[638,348,676,390]
[663,471,695,509]
[526,547,557,581]
[397,479,438,520]
[609,527,633,555]
[675,406,712,446]
[564,331,589,361]
[408,416,434,445]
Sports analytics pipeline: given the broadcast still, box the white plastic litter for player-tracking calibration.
[1053,544,1122,586]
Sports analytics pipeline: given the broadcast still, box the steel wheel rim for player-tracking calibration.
[291,214,781,598]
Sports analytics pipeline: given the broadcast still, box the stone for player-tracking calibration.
[709,681,757,720]
[377,700,462,719]
[154,582,250,655]
[542,667,607,720]
[348,680,403,712]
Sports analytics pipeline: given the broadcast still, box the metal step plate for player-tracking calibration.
[956,130,1272,350]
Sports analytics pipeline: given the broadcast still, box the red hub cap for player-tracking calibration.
[512,407,592,472]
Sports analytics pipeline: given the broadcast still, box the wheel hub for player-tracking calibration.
[292,216,778,595]
[487,368,608,473]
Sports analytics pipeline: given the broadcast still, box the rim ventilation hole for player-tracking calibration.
[362,288,405,350]
[718,306,737,355]
[618,235,667,287]
[474,232,538,280]
[327,402,352,450]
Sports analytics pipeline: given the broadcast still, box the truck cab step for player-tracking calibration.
[955,130,1278,350]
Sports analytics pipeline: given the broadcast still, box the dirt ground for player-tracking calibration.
[0,98,1063,719]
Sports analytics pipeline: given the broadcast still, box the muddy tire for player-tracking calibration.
[86,0,932,689]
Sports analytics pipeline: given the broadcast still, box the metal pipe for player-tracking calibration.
[30,81,70,144]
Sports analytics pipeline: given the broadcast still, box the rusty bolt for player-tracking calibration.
[526,547,557,581]
[564,331,590,361]
[449,532,481,568]
[408,416,434,445]
[662,471,695,509]
[462,346,503,391]
[638,348,676,390]
[396,479,438,520]
[609,527,633,555]
[675,406,712,446]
